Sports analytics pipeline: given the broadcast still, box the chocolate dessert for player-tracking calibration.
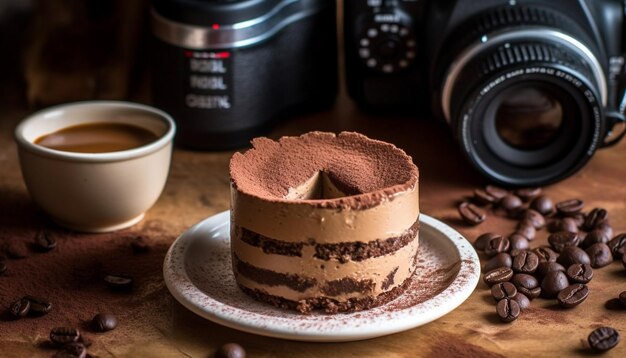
[229,132,420,313]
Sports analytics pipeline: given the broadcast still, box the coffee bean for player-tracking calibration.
[555,199,584,216]
[5,242,28,259]
[558,246,591,267]
[473,189,497,206]
[104,274,133,291]
[458,202,486,225]
[581,230,610,249]
[508,234,530,251]
[583,208,609,231]
[484,236,509,257]
[24,295,52,316]
[215,343,247,358]
[530,195,554,216]
[541,270,569,298]
[500,194,523,212]
[512,292,530,310]
[515,222,536,240]
[557,284,589,308]
[566,263,593,284]
[535,262,566,279]
[514,187,541,202]
[491,282,517,301]
[33,230,56,252]
[474,233,499,251]
[508,248,526,257]
[91,313,118,332]
[608,233,626,259]
[50,327,80,346]
[547,217,578,234]
[9,298,30,318]
[54,343,87,358]
[130,236,149,254]
[483,267,513,287]
[532,247,559,263]
[548,231,580,252]
[512,251,539,274]
[511,273,541,299]
[496,298,520,323]
[586,243,613,268]
[521,209,545,230]
[619,291,626,307]
[483,253,512,272]
[588,327,620,351]
[485,185,508,200]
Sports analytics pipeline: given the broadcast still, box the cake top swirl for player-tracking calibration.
[229,132,418,208]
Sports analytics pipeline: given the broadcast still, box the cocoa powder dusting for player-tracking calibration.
[428,332,504,358]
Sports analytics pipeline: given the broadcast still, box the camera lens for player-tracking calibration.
[437,6,608,186]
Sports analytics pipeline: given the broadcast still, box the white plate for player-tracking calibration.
[163,210,480,342]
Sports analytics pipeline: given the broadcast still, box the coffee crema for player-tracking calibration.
[35,122,158,153]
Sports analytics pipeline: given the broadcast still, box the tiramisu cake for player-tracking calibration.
[229,132,419,313]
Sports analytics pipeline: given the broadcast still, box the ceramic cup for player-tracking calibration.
[15,101,176,233]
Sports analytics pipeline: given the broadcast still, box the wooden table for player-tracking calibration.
[1,83,625,357]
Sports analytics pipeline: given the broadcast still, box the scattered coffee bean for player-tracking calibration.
[512,251,539,274]
[491,282,517,301]
[500,194,523,212]
[520,209,545,230]
[596,223,614,240]
[54,342,87,358]
[547,217,578,234]
[557,284,589,308]
[555,199,584,217]
[473,189,497,206]
[508,248,526,257]
[33,230,56,252]
[608,233,626,259]
[514,187,541,202]
[532,247,558,263]
[515,222,536,240]
[483,267,513,287]
[619,291,626,307]
[483,253,512,272]
[24,295,52,316]
[496,298,520,323]
[588,327,620,352]
[50,327,80,346]
[130,236,149,254]
[474,233,499,251]
[9,298,30,318]
[566,264,594,284]
[530,195,554,216]
[215,343,247,358]
[511,273,541,299]
[583,208,609,231]
[548,231,580,252]
[535,262,566,279]
[104,274,133,291]
[585,243,613,268]
[581,230,610,249]
[541,270,569,298]
[508,234,530,251]
[458,202,486,225]
[484,236,509,257]
[557,246,591,267]
[512,292,530,310]
[485,185,508,200]
[91,313,118,332]
[5,242,28,259]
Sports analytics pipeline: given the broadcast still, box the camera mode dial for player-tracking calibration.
[358,18,416,74]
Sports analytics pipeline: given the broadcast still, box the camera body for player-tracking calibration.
[152,0,337,149]
[345,0,626,186]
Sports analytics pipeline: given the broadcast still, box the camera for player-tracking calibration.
[151,0,337,149]
[345,0,626,186]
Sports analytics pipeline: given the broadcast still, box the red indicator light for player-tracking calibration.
[214,52,231,59]
[212,24,220,30]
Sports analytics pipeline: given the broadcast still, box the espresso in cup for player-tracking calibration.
[35,122,159,153]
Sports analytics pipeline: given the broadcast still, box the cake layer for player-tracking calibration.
[232,231,419,301]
